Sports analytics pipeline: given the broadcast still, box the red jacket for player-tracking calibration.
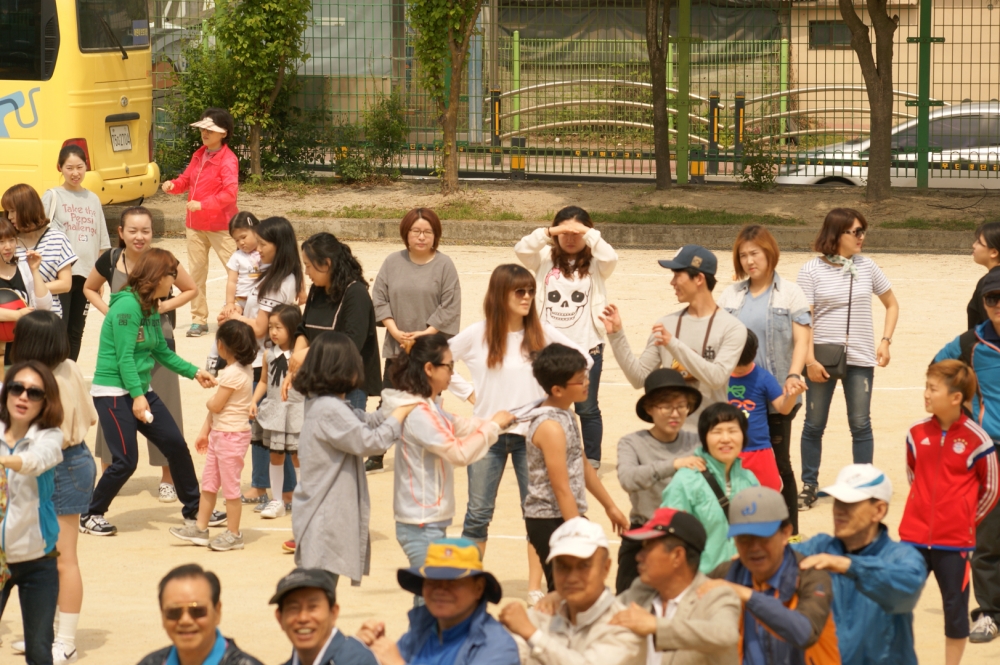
[900,414,999,550]
[168,144,239,232]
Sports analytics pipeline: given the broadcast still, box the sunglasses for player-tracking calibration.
[985,293,1000,308]
[163,603,210,621]
[513,288,536,299]
[7,381,45,402]
[843,228,866,239]
[167,271,178,279]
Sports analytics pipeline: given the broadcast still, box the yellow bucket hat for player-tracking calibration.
[397,538,502,604]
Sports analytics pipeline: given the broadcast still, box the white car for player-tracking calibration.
[775,101,1000,189]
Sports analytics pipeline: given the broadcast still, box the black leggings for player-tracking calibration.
[59,275,90,362]
[768,404,801,534]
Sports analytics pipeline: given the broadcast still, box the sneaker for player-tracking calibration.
[241,493,268,506]
[254,500,269,513]
[209,530,244,551]
[186,323,209,338]
[80,514,117,536]
[52,640,78,665]
[260,500,286,519]
[12,640,24,654]
[365,456,384,474]
[159,483,178,503]
[797,485,818,511]
[970,614,999,643]
[169,524,210,546]
[528,590,546,607]
[205,355,220,377]
[282,539,296,553]
[208,510,228,527]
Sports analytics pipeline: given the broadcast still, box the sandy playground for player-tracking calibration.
[1,236,998,665]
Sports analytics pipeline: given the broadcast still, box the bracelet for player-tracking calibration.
[786,374,802,381]
[881,337,892,345]
[805,362,817,368]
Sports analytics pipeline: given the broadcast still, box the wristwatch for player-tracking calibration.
[786,373,802,381]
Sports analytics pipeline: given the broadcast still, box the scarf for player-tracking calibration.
[824,254,857,278]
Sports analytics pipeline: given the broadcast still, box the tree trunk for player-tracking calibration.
[439,4,482,195]
[441,105,460,194]
[839,0,897,202]
[250,122,262,179]
[647,0,672,189]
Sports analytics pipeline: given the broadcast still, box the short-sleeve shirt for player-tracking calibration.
[226,249,265,299]
[728,364,784,452]
[243,273,299,367]
[16,227,78,318]
[796,256,892,367]
[212,363,253,431]
[541,267,602,351]
[42,187,111,278]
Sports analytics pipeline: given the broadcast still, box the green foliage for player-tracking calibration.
[331,92,409,184]
[407,0,482,112]
[590,205,803,226]
[737,142,778,191]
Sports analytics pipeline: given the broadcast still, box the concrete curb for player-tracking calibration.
[103,206,972,254]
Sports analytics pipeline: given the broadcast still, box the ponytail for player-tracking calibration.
[389,333,451,398]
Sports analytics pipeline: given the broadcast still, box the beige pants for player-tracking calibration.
[186,228,237,325]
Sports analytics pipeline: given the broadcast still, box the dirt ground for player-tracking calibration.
[2,237,999,665]
[147,180,1000,227]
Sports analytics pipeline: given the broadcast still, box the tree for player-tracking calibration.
[409,0,483,195]
[212,0,312,179]
[839,0,898,202]
[646,0,672,189]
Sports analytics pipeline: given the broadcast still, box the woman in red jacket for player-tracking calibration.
[162,107,239,338]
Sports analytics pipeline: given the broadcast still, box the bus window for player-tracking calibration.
[0,0,44,80]
[77,0,147,51]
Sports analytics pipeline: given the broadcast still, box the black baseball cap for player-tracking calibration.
[982,271,1000,297]
[623,507,708,553]
[635,368,702,423]
[269,568,338,606]
[658,245,718,276]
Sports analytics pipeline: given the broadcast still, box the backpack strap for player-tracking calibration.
[701,470,730,522]
[959,328,978,367]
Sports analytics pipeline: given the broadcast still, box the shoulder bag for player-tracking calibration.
[701,470,731,522]
[813,273,852,381]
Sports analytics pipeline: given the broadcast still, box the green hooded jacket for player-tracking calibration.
[92,288,198,398]
[660,447,759,573]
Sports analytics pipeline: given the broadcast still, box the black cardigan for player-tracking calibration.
[297,281,382,396]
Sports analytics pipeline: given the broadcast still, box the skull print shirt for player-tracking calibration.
[542,268,601,352]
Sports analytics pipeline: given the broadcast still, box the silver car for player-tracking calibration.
[775,101,1000,189]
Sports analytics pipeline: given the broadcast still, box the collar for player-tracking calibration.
[552,588,616,632]
[0,422,43,454]
[735,273,784,294]
[753,548,795,596]
[291,628,339,665]
[657,580,694,612]
[979,320,1000,345]
[165,630,226,665]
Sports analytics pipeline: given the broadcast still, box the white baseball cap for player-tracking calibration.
[190,117,228,134]
[819,464,893,504]
[546,517,609,563]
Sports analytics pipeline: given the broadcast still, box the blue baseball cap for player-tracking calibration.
[727,487,789,538]
[658,245,718,276]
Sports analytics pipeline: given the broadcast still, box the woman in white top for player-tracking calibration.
[796,208,899,509]
[447,264,591,589]
[514,206,617,467]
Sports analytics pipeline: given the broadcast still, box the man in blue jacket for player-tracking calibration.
[273,568,376,665]
[356,538,520,665]
[793,464,926,665]
[935,271,1000,643]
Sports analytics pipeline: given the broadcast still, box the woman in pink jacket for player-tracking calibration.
[162,107,239,338]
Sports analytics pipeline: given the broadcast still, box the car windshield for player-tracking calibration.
[77,0,148,51]
[0,0,43,80]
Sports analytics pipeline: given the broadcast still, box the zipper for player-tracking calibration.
[926,428,945,543]
[0,436,26,555]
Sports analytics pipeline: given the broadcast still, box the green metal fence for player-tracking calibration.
[151,0,1000,186]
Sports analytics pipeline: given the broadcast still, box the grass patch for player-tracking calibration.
[290,199,524,222]
[590,205,804,226]
[880,218,978,232]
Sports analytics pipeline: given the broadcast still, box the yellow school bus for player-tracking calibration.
[0,0,159,204]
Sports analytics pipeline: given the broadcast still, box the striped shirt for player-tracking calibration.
[16,227,78,318]
[797,255,891,367]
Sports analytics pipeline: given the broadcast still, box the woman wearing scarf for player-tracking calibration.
[795,208,898,510]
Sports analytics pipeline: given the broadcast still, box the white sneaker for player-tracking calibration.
[11,640,24,654]
[159,483,178,503]
[53,640,78,664]
[970,614,999,643]
[260,499,286,519]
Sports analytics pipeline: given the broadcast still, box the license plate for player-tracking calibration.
[110,125,132,152]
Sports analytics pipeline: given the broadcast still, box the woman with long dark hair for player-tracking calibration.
[515,205,617,467]
[716,224,810,532]
[369,208,461,473]
[0,360,66,665]
[969,221,1000,329]
[83,206,197,503]
[81,249,217,536]
[796,209,899,510]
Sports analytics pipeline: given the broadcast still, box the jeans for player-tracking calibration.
[0,556,59,665]
[462,434,529,542]
[249,377,297,492]
[800,365,875,487]
[52,443,97,516]
[574,344,604,463]
[347,388,367,412]
[58,275,89,362]
[89,392,202,520]
[396,521,450,606]
[768,404,800,534]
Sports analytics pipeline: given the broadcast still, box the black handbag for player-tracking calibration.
[813,273,853,381]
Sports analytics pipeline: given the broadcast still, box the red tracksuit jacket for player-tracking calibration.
[900,414,999,550]
[168,144,239,232]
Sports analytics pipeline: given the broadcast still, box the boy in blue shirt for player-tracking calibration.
[728,330,802,492]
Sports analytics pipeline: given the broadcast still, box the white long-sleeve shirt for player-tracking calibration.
[448,321,593,436]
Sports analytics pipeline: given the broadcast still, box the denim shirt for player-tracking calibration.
[717,273,811,411]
